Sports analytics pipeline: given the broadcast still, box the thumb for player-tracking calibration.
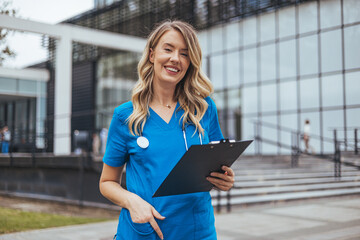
[152,207,165,220]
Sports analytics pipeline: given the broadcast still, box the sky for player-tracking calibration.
[2,0,94,68]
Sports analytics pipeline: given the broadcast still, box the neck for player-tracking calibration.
[151,81,176,106]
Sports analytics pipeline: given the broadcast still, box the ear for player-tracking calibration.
[149,48,154,63]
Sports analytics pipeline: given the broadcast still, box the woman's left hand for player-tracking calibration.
[206,166,235,191]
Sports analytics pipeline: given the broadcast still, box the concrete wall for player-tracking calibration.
[0,156,123,206]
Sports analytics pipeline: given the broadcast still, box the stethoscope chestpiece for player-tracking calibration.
[137,136,149,149]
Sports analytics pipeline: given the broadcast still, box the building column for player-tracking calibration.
[54,35,72,155]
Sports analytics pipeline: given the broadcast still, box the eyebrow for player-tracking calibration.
[164,43,188,51]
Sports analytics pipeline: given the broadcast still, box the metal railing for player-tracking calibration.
[253,120,360,178]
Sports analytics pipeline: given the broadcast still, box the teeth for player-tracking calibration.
[166,67,179,72]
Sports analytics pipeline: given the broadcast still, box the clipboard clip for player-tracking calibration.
[210,139,236,144]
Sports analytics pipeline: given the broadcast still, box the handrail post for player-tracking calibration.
[216,190,221,213]
[333,130,341,178]
[32,133,36,167]
[291,132,299,167]
[254,122,260,156]
[355,129,358,155]
[227,190,231,212]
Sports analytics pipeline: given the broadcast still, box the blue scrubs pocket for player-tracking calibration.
[124,209,155,235]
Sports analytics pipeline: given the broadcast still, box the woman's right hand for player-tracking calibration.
[127,193,165,240]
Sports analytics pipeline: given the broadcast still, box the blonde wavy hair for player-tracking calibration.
[127,20,213,136]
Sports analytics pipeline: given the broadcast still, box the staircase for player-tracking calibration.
[211,155,360,207]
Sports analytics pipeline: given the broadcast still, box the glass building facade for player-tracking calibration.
[48,0,359,155]
[0,73,47,150]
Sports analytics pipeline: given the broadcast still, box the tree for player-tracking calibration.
[0,0,17,66]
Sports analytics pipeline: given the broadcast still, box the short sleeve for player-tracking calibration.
[102,113,129,167]
[207,97,224,141]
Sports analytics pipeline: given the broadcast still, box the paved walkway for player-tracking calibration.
[1,196,360,240]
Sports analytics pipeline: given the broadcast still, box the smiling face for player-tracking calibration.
[149,29,191,88]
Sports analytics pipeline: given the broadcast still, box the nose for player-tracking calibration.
[170,51,180,63]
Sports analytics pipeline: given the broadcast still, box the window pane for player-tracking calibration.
[279,5,296,38]
[226,51,240,88]
[226,21,241,50]
[321,29,342,73]
[299,35,319,76]
[322,110,344,153]
[300,112,321,154]
[228,88,241,109]
[279,113,298,154]
[346,108,360,129]
[260,44,276,81]
[202,56,208,76]
[242,86,257,115]
[300,77,319,109]
[227,88,241,140]
[198,31,208,55]
[345,71,360,105]
[40,82,47,97]
[260,12,275,43]
[210,55,224,90]
[279,40,296,79]
[320,0,341,29]
[261,115,277,154]
[212,91,225,110]
[261,83,277,113]
[211,26,223,53]
[298,1,318,34]
[19,80,37,95]
[243,16,257,46]
[226,111,241,140]
[280,80,297,112]
[243,48,257,84]
[344,25,360,70]
[343,0,360,25]
[242,117,256,154]
[322,74,343,108]
[0,77,16,93]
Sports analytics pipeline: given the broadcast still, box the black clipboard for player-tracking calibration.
[153,139,253,197]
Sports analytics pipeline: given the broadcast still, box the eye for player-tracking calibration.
[164,48,171,52]
[181,53,188,57]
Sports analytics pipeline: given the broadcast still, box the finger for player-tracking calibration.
[210,171,232,180]
[207,176,232,189]
[152,207,165,220]
[222,166,235,176]
[149,217,164,240]
[211,181,230,191]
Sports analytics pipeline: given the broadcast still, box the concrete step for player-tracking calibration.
[211,155,360,207]
[234,171,360,181]
[211,181,360,198]
[211,188,360,206]
[234,176,360,188]
[233,167,358,176]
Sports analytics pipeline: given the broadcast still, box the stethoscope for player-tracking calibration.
[137,129,203,151]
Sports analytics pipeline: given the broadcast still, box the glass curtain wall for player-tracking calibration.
[95,51,141,131]
[0,77,47,151]
[201,0,360,155]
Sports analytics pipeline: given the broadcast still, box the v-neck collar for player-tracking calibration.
[149,102,181,129]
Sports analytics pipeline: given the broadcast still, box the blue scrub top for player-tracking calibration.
[103,96,223,240]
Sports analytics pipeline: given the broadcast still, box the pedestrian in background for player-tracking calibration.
[99,20,235,240]
[1,125,11,154]
[303,119,315,154]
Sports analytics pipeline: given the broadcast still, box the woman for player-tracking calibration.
[99,20,235,240]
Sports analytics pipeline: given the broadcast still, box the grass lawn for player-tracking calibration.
[0,206,111,234]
